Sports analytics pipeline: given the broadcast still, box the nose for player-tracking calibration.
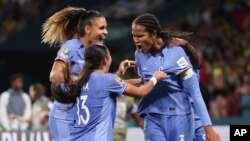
[133,37,139,44]
[104,29,108,35]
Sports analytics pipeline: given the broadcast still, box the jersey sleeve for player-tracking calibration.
[171,47,212,126]
[168,46,193,75]
[55,43,73,62]
[182,69,212,126]
[104,74,127,96]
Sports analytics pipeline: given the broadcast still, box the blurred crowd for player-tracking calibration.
[0,73,52,131]
[0,0,250,132]
[169,0,250,119]
[0,0,60,44]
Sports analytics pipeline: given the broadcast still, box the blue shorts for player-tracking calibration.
[49,116,75,141]
[144,113,194,141]
[194,118,205,141]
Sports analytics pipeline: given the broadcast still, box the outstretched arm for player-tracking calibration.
[124,78,143,86]
[123,71,166,97]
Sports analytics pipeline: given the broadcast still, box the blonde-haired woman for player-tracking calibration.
[42,7,109,141]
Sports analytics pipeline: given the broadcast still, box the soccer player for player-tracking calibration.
[131,14,220,141]
[51,43,166,141]
[41,7,110,141]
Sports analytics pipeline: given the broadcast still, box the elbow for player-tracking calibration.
[50,72,62,83]
[49,73,56,82]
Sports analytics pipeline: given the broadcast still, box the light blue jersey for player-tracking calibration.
[71,72,127,141]
[49,38,84,141]
[50,38,84,120]
[192,68,206,141]
[135,46,193,117]
[135,46,198,141]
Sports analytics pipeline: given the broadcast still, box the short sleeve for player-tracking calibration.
[104,74,127,96]
[55,45,73,62]
[169,47,193,75]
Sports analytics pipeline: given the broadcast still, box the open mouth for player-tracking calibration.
[136,45,143,52]
[137,45,142,49]
[99,36,106,43]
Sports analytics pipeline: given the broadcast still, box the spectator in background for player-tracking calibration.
[227,85,242,117]
[240,74,250,117]
[114,96,143,141]
[29,83,51,131]
[209,69,229,118]
[0,73,32,131]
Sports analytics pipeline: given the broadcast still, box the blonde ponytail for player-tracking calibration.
[42,7,86,46]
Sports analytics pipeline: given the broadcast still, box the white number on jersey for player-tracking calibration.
[77,95,90,125]
[179,134,184,141]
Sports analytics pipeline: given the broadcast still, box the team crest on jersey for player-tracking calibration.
[116,77,123,86]
[177,57,188,69]
[60,47,69,58]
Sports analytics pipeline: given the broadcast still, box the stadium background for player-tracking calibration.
[0,0,249,140]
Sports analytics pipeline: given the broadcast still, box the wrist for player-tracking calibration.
[150,77,157,85]
[204,125,213,130]
[115,70,122,77]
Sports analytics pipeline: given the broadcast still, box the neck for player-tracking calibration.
[94,69,106,74]
[79,37,89,48]
[94,66,108,74]
[150,38,165,55]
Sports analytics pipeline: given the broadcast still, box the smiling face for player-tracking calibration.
[131,24,156,53]
[87,17,108,44]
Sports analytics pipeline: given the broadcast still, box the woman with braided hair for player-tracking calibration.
[131,13,220,141]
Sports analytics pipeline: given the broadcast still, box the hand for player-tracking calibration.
[153,71,167,82]
[8,114,17,120]
[169,38,189,47]
[116,60,136,76]
[205,126,221,141]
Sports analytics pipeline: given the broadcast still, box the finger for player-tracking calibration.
[127,61,136,67]
[217,135,221,141]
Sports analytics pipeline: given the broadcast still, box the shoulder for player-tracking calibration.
[90,73,116,84]
[166,46,186,55]
[103,73,124,86]
[57,38,81,58]
[0,91,10,99]
[164,46,188,61]
[60,38,81,51]
[102,73,117,81]
[22,92,31,100]
[1,91,9,96]
[63,38,81,48]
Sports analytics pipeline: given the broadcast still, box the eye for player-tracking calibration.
[99,26,106,30]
